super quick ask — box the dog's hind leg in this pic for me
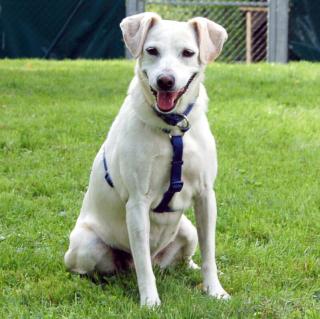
[64,223,116,276]
[154,215,199,269]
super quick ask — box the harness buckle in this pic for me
[170,180,184,192]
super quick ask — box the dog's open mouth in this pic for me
[151,73,197,113]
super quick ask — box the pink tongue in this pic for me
[157,91,179,112]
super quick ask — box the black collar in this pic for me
[153,103,194,133]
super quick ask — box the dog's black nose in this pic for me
[157,75,175,91]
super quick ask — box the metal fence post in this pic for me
[125,0,145,58]
[126,0,145,17]
[267,0,289,63]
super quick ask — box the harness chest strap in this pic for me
[153,134,184,212]
[102,103,194,213]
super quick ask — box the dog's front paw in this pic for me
[208,288,230,300]
[204,284,231,300]
[140,294,161,308]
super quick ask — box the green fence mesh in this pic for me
[0,0,125,59]
[289,0,320,61]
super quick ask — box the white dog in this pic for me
[65,12,229,307]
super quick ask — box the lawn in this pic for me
[0,60,319,318]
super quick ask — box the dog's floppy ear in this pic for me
[120,12,161,58]
[188,17,228,64]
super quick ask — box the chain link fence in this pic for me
[144,0,269,62]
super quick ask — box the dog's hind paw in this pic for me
[188,259,200,270]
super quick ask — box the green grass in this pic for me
[0,60,319,318]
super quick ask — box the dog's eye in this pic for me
[146,47,159,56]
[182,49,195,58]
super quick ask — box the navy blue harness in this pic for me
[103,103,194,213]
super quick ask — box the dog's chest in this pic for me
[149,133,213,212]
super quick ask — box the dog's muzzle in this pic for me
[150,73,198,113]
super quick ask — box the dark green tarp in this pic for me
[289,0,320,61]
[0,0,125,59]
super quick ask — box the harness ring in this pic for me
[176,114,190,132]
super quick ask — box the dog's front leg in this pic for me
[126,198,160,307]
[194,189,230,299]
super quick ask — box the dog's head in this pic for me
[120,12,227,113]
